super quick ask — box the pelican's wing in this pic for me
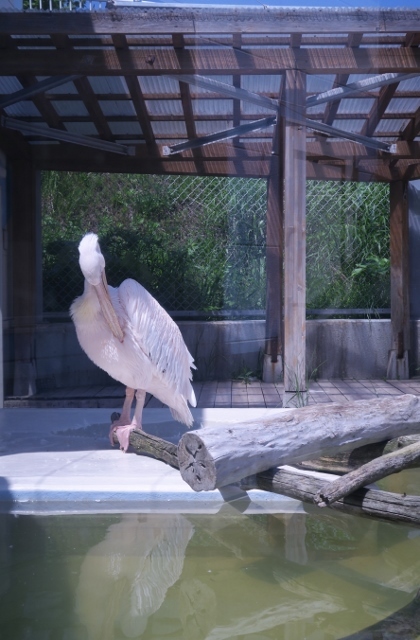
[118,279,196,405]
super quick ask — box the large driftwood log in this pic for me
[243,466,420,526]
[296,434,420,474]
[177,395,420,491]
[116,424,420,526]
[315,439,420,507]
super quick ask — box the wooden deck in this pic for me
[5,378,420,409]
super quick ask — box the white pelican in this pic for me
[70,232,196,451]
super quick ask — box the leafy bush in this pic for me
[42,172,265,314]
[42,172,390,316]
[306,181,390,311]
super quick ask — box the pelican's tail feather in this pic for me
[189,387,197,408]
[170,398,194,428]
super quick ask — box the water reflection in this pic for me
[1,510,420,639]
[76,514,194,639]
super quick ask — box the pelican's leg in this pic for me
[109,387,135,447]
[110,389,146,453]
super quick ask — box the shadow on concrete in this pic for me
[0,408,209,456]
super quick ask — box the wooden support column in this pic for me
[10,157,38,396]
[282,70,307,407]
[387,180,410,380]
[263,120,284,383]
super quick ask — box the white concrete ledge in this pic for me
[0,408,303,515]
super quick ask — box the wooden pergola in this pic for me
[0,5,417,404]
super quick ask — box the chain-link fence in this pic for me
[42,173,267,317]
[42,173,390,318]
[306,181,390,314]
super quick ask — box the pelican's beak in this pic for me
[94,270,124,343]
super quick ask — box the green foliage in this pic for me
[306,181,390,311]
[41,172,390,316]
[41,172,265,313]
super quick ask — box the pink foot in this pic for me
[109,422,142,452]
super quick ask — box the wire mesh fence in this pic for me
[42,173,267,317]
[306,181,390,314]
[41,172,390,319]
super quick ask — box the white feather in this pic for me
[70,233,196,427]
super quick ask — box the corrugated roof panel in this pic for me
[146,100,183,116]
[88,77,129,94]
[138,76,179,95]
[151,121,187,136]
[397,76,420,91]
[0,76,23,93]
[240,119,274,136]
[38,77,78,95]
[330,119,366,134]
[192,99,232,116]
[241,75,282,95]
[4,102,41,117]
[195,121,234,135]
[51,101,89,117]
[241,102,275,116]
[99,100,137,117]
[306,75,336,94]
[385,98,420,114]
[108,122,142,135]
[306,104,326,116]
[64,122,98,136]
[337,98,375,115]
[193,76,233,95]
[375,118,410,134]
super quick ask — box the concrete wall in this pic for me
[4,318,408,394]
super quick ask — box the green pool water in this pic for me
[0,470,420,640]
[1,496,420,640]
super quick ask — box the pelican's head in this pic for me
[78,233,105,286]
[78,233,124,343]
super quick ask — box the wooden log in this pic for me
[177,395,420,491]
[315,439,420,507]
[243,466,420,527]
[110,416,179,469]
[113,419,420,526]
[296,434,420,474]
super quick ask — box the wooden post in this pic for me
[10,157,38,396]
[263,120,284,383]
[387,180,410,380]
[0,152,6,407]
[282,70,307,407]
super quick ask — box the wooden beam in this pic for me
[10,157,38,396]
[362,81,398,139]
[3,46,420,76]
[173,34,205,175]
[2,8,420,36]
[112,34,159,155]
[283,70,307,407]
[387,180,410,379]
[264,120,284,382]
